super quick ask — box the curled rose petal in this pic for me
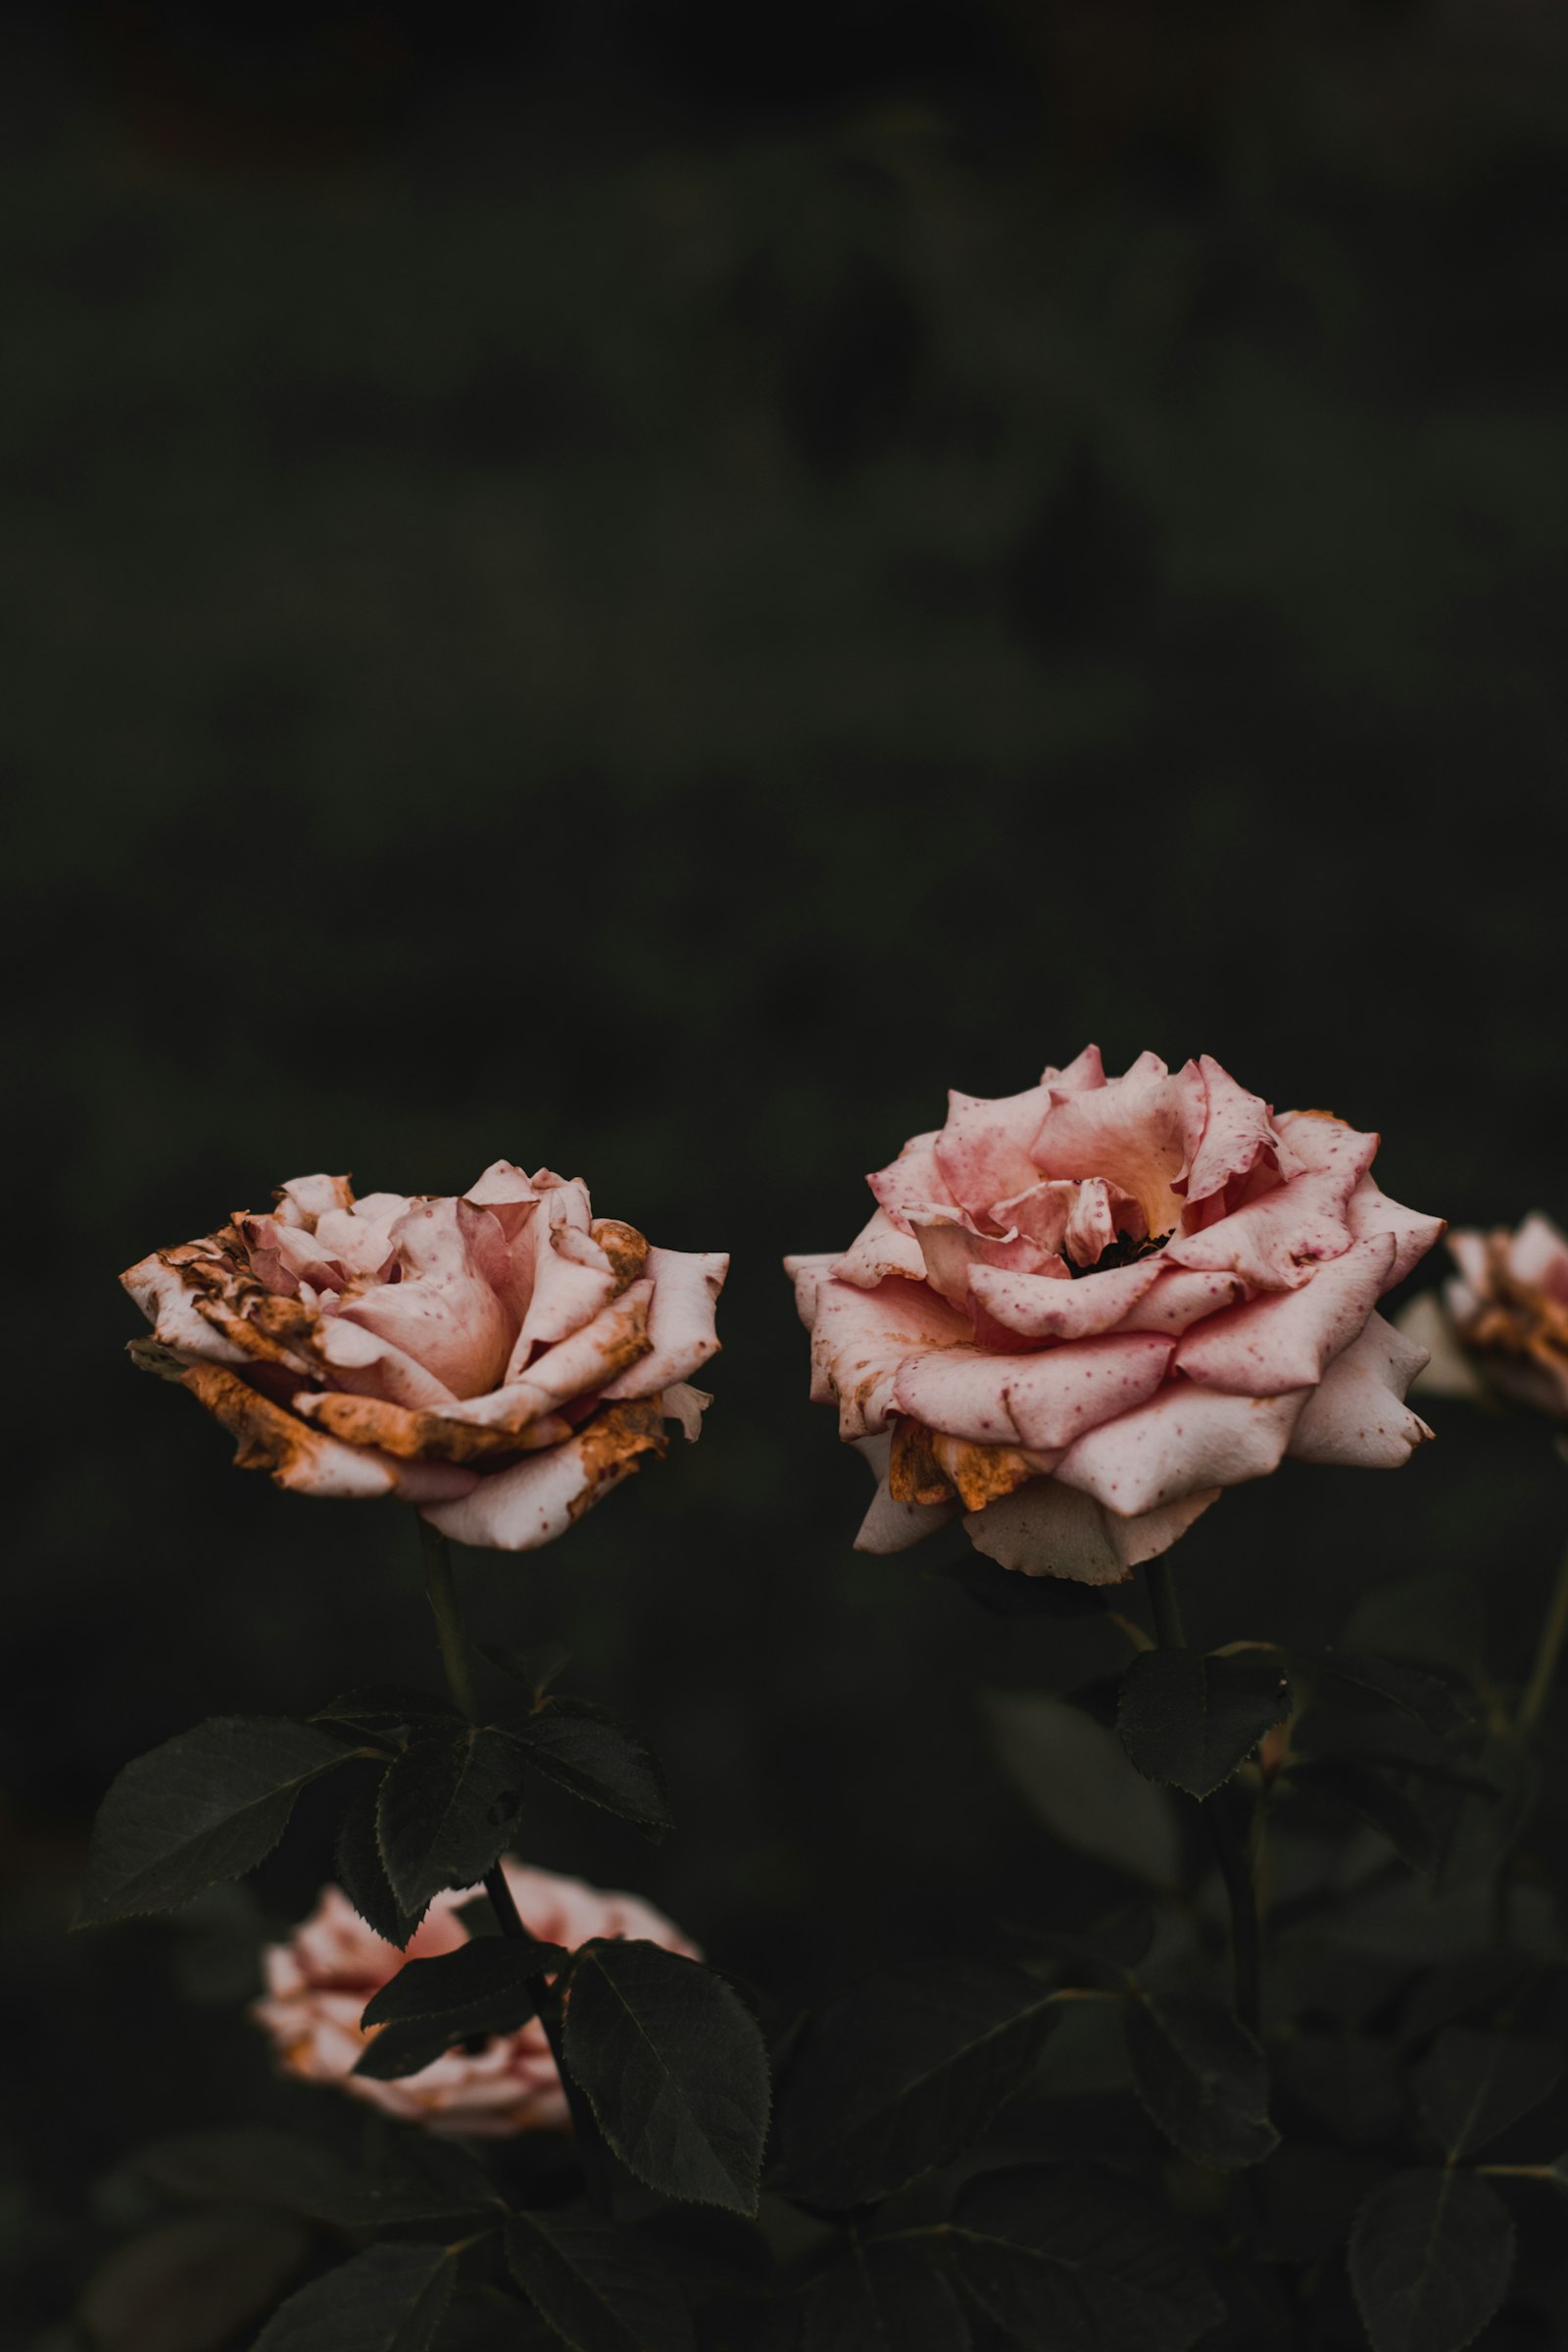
[310,1314,463,1409]
[658,1382,712,1441]
[892,1332,1174,1451]
[1285,1312,1434,1467]
[339,1197,514,1398]
[933,1084,1061,1220]
[601,1249,729,1401]
[970,1256,1162,1341]
[420,1401,666,1551]
[866,1130,961,1234]
[180,1361,480,1502]
[910,1212,1060,1305]
[1174,1232,1396,1396]
[1054,1383,1308,1516]
[275,1173,355,1228]
[1114,1268,1250,1334]
[1180,1054,1281,1208]
[1345,1175,1446,1289]
[1162,1147,1377,1291]
[804,1275,974,1440]
[829,1209,929,1290]
[850,1432,962,1554]
[1029,1060,1200,1237]
[964,1478,1222,1586]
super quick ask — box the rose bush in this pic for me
[253,1860,698,2136]
[1401,1212,1568,1421]
[122,1165,727,1549]
[786,1046,1444,1582]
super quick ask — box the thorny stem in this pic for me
[416,1520,614,2214]
[1144,1555,1263,2037]
[1516,1532,1568,1736]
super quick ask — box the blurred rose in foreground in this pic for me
[1400,1213,1568,1422]
[122,1166,726,1548]
[787,1047,1443,1584]
[253,1861,698,2135]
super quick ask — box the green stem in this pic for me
[1516,1533,1568,1735]
[416,1521,613,2213]
[1144,1554,1262,2035]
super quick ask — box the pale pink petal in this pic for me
[122,1251,254,1369]
[178,1359,478,1501]
[1396,1293,1489,1403]
[311,1314,461,1409]
[1286,1313,1434,1468]
[1174,1233,1396,1396]
[828,1208,929,1290]
[465,1160,541,1210]
[1181,1055,1281,1209]
[1037,1043,1108,1094]
[964,1477,1220,1585]
[783,1252,840,1338]
[1508,1213,1568,1304]
[442,1284,654,1430]
[238,1214,349,1296]
[274,1174,355,1230]
[339,1198,514,1398]
[849,1433,961,1553]
[1162,1137,1377,1291]
[1064,1178,1137,1266]
[910,1212,1061,1306]
[990,1180,1076,1254]
[658,1382,711,1441]
[508,1208,617,1370]
[806,1276,974,1440]
[420,1403,664,1551]
[1029,1064,1201,1238]
[969,1256,1162,1341]
[893,1332,1174,1451]
[1447,1229,1489,1290]
[311,1205,403,1281]
[933,1085,1060,1219]
[602,1249,729,1399]
[1345,1175,1446,1288]
[1114,1268,1250,1333]
[1054,1382,1309,1515]
[867,1130,962,1235]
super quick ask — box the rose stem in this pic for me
[416,1518,614,2214]
[1516,1531,1568,1735]
[1144,1554,1262,2036]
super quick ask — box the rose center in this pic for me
[1065,1229,1171,1280]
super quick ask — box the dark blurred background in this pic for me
[5,0,1568,2329]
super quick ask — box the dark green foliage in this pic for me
[336,1771,427,1947]
[1125,1991,1279,2170]
[770,1960,1059,2209]
[356,1937,562,2079]
[1348,2169,1515,2352]
[988,1692,1183,1888]
[114,2124,497,2229]
[1313,1651,1474,1740]
[946,2164,1226,2350]
[803,2235,972,2351]
[562,1939,771,2215]
[504,2210,697,2352]
[314,1688,465,1737]
[76,2208,311,2352]
[932,1549,1109,1617]
[375,1726,527,1914]
[1284,1756,1437,1873]
[481,1644,572,1701]
[76,1718,358,1926]
[1118,1649,1292,1799]
[1409,2028,1564,2161]
[251,2241,459,2352]
[509,1697,672,1838]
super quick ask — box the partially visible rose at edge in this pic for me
[786,1046,1445,1585]
[122,1163,727,1550]
[1399,1213,1568,1422]
[253,1860,699,2136]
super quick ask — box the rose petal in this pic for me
[1162,1134,1377,1291]
[311,1314,462,1408]
[867,1129,962,1235]
[659,1382,712,1441]
[910,1211,1061,1305]
[1054,1381,1309,1515]
[311,1205,404,1281]
[1181,1055,1281,1208]
[295,1388,569,1462]
[179,1361,479,1501]
[1174,1233,1396,1396]
[933,1084,1060,1220]
[339,1198,514,1398]
[964,1477,1221,1586]
[420,1401,665,1550]
[850,1432,962,1553]
[893,1331,1174,1450]
[274,1174,355,1229]
[1114,1268,1249,1333]
[1029,1062,1202,1238]
[122,1250,257,1370]
[806,1276,974,1439]
[783,1252,840,1336]
[1039,1043,1109,1095]
[602,1249,729,1399]
[1344,1175,1446,1289]
[1508,1212,1568,1304]
[508,1213,617,1371]
[828,1208,930,1290]
[1396,1293,1490,1403]
[1285,1312,1434,1468]
[969,1255,1162,1340]
[483,1279,653,1420]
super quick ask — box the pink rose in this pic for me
[122,1166,727,1549]
[252,1860,699,2136]
[1399,1213,1568,1421]
[786,1047,1444,1584]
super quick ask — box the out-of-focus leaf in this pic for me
[1118,1650,1291,1800]
[1125,1992,1278,2170]
[803,2235,971,2351]
[504,2209,696,2351]
[77,2208,310,2352]
[509,1697,672,1838]
[987,1692,1182,1888]
[1411,2027,1564,2161]
[251,2241,458,2352]
[1349,2169,1514,2352]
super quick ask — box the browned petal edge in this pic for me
[590,1218,650,1288]
[565,1398,668,1519]
[302,1394,525,1464]
[888,1415,1041,1513]
[178,1361,357,1485]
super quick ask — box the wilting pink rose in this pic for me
[786,1048,1444,1585]
[252,1860,699,2136]
[122,1166,726,1549]
[1399,1213,1568,1421]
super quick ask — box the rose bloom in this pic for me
[1400,1213,1568,1421]
[122,1166,726,1549]
[253,1860,699,2136]
[786,1047,1444,1584]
